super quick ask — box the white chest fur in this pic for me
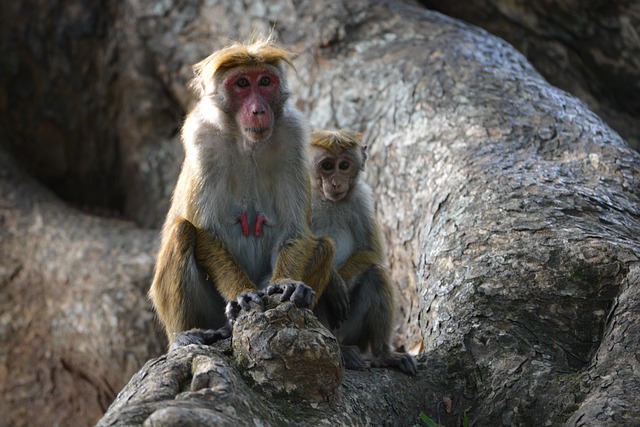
[310,196,360,267]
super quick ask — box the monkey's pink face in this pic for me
[316,155,356,202]
[223,67,280,142]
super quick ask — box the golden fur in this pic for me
[194,36,296,83]
[310,130,363,155]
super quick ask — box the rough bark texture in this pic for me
[420,0,640,153]
[230,298,343,403]
[1,0,639,426]
[0,150,165,426]
[97,342,460,427]
[0,1,186,228]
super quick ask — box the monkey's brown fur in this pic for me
[309,129,417,375]
[194,37,296,82]
[308,129,362,154]
[191,35,296,98]
[149,38,347,348]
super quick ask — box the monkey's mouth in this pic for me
[327,191,347,201]
[244,126,273,141]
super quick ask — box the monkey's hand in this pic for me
[266,281,316,308]
[225,290,265,322]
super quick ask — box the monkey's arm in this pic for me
[194,227,257,301]
[271,235,349,325]
[338,250,382,282]
[271,235,336,301]
[149,218,198,329]
[338,214,386,282]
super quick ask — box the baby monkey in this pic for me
[309,130,417,375]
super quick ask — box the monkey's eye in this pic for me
[236,77,250,88]
[258,76,271,86]
[321,161,334,171]
[338,161,351,170]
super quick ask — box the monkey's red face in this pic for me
[223,67,281,143]
[315,154,358,202]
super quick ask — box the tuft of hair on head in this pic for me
[193,34,297,85]
[310,129,363,155]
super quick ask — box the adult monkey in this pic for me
[149,37,348,349]
[309,130,417,375]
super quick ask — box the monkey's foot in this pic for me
[266,281,316,308]
[372,351,418,375]
[341,345,370,370]
[169,326,232,351]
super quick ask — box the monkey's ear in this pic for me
[360,145,368,170]
[189,76,207,97]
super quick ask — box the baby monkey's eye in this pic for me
[338,161,350,170]
[321,161,334,171]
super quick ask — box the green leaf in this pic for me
[419,411,439,427]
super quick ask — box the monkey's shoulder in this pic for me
[278,101,308,130]
[183,100,227,136]
[351,181,375,212]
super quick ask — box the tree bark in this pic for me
[419,0,640,153]
[0,149,165,426]
[1,1,639,426]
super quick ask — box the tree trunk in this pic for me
[0,150,165,426]
[419,0,640,153]
[1,1,639,426]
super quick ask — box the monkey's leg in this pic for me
[333,271,374,370]
[340,264,417,375]
[311,272,363,369]
[364,265,417,375]
[150,218,230,349]
[313,268,350,330]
